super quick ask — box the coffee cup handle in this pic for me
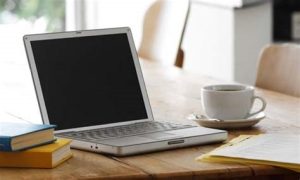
[246,96,267,118]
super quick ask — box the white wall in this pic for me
[183,1,272,85]
[234,3,272,84]
[183,3,235,81]
[79,0,156,48]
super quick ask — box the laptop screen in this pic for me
[30,33,148,130]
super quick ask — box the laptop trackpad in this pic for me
[140,132,182,140]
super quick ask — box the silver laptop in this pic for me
[23,27,227,156]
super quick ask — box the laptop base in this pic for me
[68,126,227,156]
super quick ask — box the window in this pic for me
[0,0,66,124]
[0,0,65,32]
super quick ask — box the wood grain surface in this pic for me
[1,59,300,179]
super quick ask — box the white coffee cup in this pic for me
[201,84,266,120]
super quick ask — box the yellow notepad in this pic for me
[0,138,72,168]
[196,134,300,172]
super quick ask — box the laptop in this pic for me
[23,27,227,156]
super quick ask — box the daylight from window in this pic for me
[0,0,65,124]
[0,0,65,32]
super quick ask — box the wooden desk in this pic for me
[1,59,300,179]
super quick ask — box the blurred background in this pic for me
[0,0,297,123]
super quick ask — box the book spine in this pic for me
[0,137,12,151]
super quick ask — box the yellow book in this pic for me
[0,138,72,168]
[196,134,300,172]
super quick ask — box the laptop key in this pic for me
[56,121,195,140]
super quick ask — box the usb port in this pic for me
[168,139,184,145]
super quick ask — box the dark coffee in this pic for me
[208,84,247,92]
[216,89,242,91]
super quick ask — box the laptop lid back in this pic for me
[24,27,154,132]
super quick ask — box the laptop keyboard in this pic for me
[56,121,195,141]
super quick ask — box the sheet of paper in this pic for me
[211,134,300,165]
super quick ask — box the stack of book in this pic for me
[0,122,72,168]
[196,134,300,172]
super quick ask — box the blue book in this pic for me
[0,122,56,151]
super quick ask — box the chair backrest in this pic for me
[138,0,190,67]
[256,44,300,97]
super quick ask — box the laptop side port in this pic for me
[168,139,185,145]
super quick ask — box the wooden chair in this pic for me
[256,44,300,97]
[138,0,190,67]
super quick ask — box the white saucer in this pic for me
[191,112,266,129]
